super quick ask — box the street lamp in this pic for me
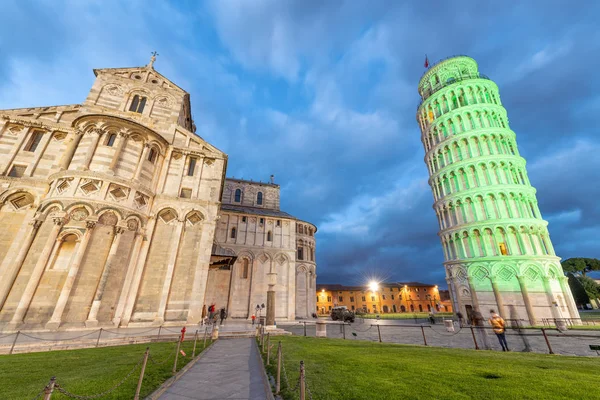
[368,281,381,315]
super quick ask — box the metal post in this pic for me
[420,325,428,346]
[276,342,282,394]
[541,328,554,354]
[134,347,149,400]
[173,336,182,374]
[470,326,479,350]
[342,323,346,340]
[299,360,306,400]
[95,328,102,348]
[262,327,266,353]
[266,333,271,365]
[203,326,208,348]
[9,331,20,355]
[43,376,56,400]
[377,324,382,343]
[303,321,307,337]
[157,325,162,340]
[192,330,199,358]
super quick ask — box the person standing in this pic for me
[456,311,465,327]
[489,309,509,351]
[251,314,256,326]
[219,308,227,326]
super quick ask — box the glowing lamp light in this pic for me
[368,281,379,292]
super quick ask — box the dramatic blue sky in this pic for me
[1,1,599,287]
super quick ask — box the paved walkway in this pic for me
[158,338,271,400]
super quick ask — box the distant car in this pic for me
[331,306,355,323]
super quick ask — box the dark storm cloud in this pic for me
[1,1,598,287]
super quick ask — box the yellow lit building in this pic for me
[316,282,453,315]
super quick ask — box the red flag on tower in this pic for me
[424,55,429,68]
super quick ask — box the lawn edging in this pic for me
[253,338,276,400]
[145,340,216,400]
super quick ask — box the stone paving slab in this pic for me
[159,338,270,400]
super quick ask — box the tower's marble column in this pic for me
[108,133,127,173]
[517,275,536,325]
[490,276,507,320]
[25,131,53,176]
[559,276,580,322]
[80,130,102,170]
[134,144,150,180]
[112,228,144,326]
[1,127,33,175]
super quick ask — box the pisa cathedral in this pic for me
[0,57,316,331]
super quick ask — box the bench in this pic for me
[589,345,600,355]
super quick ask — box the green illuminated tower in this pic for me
[416,56,580,325]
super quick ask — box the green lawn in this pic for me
[580,310,600,320]
[360,312,453,320]
[0,338,211,399]
[262,336,600,400]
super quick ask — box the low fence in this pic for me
[258,328,313,400]
[287,320,600,357]
[28,329,211,400]
[0,325,213,355]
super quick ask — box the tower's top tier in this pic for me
[418,56,491,103]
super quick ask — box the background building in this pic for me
[0,58,316,331]
[316,283,452,315]
[416,56,579,324]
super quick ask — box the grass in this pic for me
[579,310,600,320]
[359,312,454,320]
[262,336,600,400]
[0,338,211,399]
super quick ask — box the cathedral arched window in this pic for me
[267,231,272,241]
[234,189,242,203]
[106,133,117,147]
[147,148,157,163]
[231,227,236,239]
[242,259,249,279]
[257,192,263,205]
[129,95,147,113]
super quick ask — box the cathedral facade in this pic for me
[0,59,316,331]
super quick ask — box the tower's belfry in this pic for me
[416,56,580,325]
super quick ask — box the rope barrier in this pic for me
[19,330,100,342]
[426,324,465,336]
[101,327,158,336]
[148,341,180,366]
[0,332,17,340]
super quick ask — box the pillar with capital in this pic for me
[517,275,537,326]
[46,219,96,329]
[489,275,507,320]
[9,215,67,327]
[58,130,83,170]
[155,218,185,325]
[85,225,126,327]
[266,271,277,327]
[79,129,102,170]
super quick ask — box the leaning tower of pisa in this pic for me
[416,56,580,325]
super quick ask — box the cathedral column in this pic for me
[0,215,42,311]
[187,219,217,324]
[445,277,458,314]
[46,220,96,329]
[1,127,33,175]
[155,218,185,324]
[156,147,173,194]
[489,276,507,320]
[85,225,126,327]
[244,257,257,320]
[58,131,83,170]
[559,276,579,321]
[9,215,66,326]
[112,229,144,326]
[25,131,53,176]
[108,133,127,173]
[134,144,150,181]
[79,130,102,170]
[517,275,536,326]
[120,217,158,327]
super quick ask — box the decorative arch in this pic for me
[157,208,179,224]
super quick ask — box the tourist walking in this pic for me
[489,309,509,351]
[219,308,227,325]
[251,314,256,326]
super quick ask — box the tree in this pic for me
[579,275,600,301]
[561,258,600,276]
[567,273,590,307]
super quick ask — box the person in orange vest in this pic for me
[251,314,256,326]
[489,309,509,351]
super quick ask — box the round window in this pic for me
[151,79,158,84]
[134,75,142,80]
